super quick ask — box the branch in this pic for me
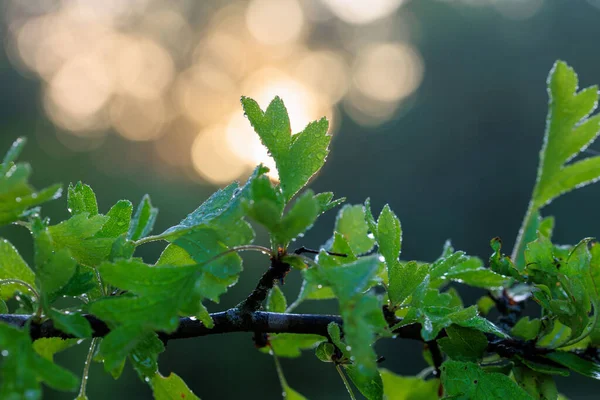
[0,310,418,342]
[236,256,291,313]
[0,310,555,363]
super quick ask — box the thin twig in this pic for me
[336,364,357,400]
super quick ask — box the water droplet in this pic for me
[350,356,355,361]
[269,349,274,356]
[1,350,8,356]
[189,316,198,321]
[378,255,385,263]
[282,392,287,397]
[67,208,73,213]
[317,284,323,289]
[31,193,38,199]
[367,233,375,239]
[15,197,21,203]
[392,335,397,339]
[77,339,85,345]
[145,377,150,382]
[345,346,352,351]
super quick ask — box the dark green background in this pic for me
[2,0,600,398]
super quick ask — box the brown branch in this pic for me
[0,310,557,364]
[236,256,291,313]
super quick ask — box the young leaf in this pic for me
[245,179,320,247]
[388,261,428,308]
[329,204,375,255]
[513,61,600,263]
[0,322,79,398]
[313,192,345,214]
[267,285,287,313]
[68,182,99,216]
[241,96,331,202]
[128,194,158,241]
[151,372,200,400]
[441,360,532,399]
[533,61,600,209]
[376,204,402,267]
[0,138,62,226]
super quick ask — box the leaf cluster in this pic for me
[1,61,600,400]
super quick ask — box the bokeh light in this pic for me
[4,0,428,184]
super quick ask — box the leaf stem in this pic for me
[272,352,289,398]
[77,338,98,400]
[335,364,357,400]
[511,201,536,263]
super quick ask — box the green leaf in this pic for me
[245,176,319,247]
[380,369,439,400]
[0,322,79,398]
[438,325,487,362]
[315,342,336,362]
[67,182,99,216]
[0,137,26,173]
[265,333,326,358]
[525,235,597,344]
[44,213,113,268]
[241,96,331,202]
[96,200,133,239]
[128,194,158,241]
[130,332,165,379]
[376,204,402,267]
[267,285,287,313]
[330,204,375,255]
[276,190,319,246]
[532,61,600,209]
[49,309,93,338]
[151,372,200,400]
[513,365,558,400]
[511,317,542,341]
[0,138,63,226]
[0,238,36,300]
[345,365,383,400]
[388,260,428,307]
[33,338,78,361]
[308,255,388,379]
[32,218,78,301]
[441,360,533,399]
[153,181,246,242]
[398,280,507,341]
[91,258,225,369]
[313,192,345,214]
[545,351,600,380]
[518,357,570,377]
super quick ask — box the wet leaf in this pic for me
[441,360,533,399]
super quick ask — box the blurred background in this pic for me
[1,0,600,398]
